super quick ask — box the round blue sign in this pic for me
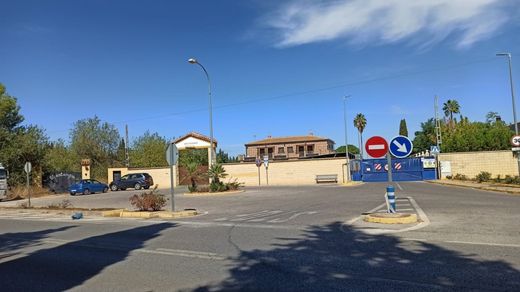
[389,136,413,158]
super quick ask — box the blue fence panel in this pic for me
[360,158,425,182]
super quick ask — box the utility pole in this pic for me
[125,124,130,167]
[434,95,442,179]
[343,95,351,183]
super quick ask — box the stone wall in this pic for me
[438,150,517,179]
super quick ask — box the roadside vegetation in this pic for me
[446,171,520,185]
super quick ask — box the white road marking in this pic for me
[396,183,403,190]
[445,241,520,248]
[345,202,386,225]
[268,211,317,223]
[231,210,283,222]
[397,208,414,211]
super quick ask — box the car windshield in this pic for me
[0,169,6,179]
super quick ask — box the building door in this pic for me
[268,147,274,159]
[298,146,305,157]
[112,171,121,182]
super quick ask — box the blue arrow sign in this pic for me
[389,136,413,158]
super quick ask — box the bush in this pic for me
[129,185,166,211]
[210,181,228,193]
[453,173,468,181]
[504,175,514,184]
[445,175,453,180]
[197,185,210,192]
[493,175,502,183]
[475,171,492,183]
[188,185,198,193]
[225,178,244,191]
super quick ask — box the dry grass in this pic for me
[7,185,53,200]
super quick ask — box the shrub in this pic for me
[197,185,210,193]
[129,185,166,211]
[445,175,453,180]
[225,178,244,191]
[493,175,502,183]
[504,175,514,184]
[210,181,228,193]
[475,171,492,183]
[207,164,228,184]
[453,173,467,181]
[188,185,198,193]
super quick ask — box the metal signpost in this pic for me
[24,162,32,207]
[255,158,262,186]
[166,143,178,211]
[430,145,441,179]
[263,155,269,185]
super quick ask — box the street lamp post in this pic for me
[188,58,215,166]
[343,95,351,183]
[497,52,520,175]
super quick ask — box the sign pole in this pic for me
[258,167,261,186]
[265,166,269,185]
[27,170,30,207]
[386,152,393,183]
[169,145,175,212]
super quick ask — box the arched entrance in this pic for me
[173,132,217,186]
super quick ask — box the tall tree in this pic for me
[129,131,168,168]
[399,119,408,136]
[353,113,367,158]
[0,83,48,185]
[69,116,121,180]
[44,139,79,174]
[486,111,500,123]
[443,99,460,125]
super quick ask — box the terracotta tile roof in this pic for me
[173,132,218,146]
[245,135,333,146]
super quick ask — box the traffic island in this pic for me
[111,209,199,219]
[363,213,418,224]
[184,190,245,196]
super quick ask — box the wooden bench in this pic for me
[315,174,338,183]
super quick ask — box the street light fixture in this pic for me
[343,95,351,182]
[188,57,215,166]
[496,52,520,175]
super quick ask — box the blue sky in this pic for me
[1,0,520,156]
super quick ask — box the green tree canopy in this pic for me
[399,119,408,137]
[443,99,461,124]
[69,116,121,179]
[0,83,48,185]
[335,144,360,154]
[44,139,79,174]
[129,131,168,168]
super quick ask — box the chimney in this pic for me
[267,135,272,139]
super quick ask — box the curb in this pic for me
[183,190,245,196]
[114,210,199,219]
[363,213,418,224]
[426,180,520,195]
[340,182,364,187]
[101,209,125,217]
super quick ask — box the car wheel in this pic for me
[134,183,141,190]
[70,192,76,196]
[110,185,118,191]
[83,189,90,195]
[103,187,108,193]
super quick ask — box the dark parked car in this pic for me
[69,179,108,196]
[109,173,154,191]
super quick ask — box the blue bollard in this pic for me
[386,185,396,213]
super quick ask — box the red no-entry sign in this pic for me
[365,136,389,158]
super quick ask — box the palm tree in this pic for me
[443,99,460,125]
[353,113,367,158]
[186,162,203,192]
[207,163,228,184]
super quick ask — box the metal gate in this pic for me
[352,158,435,182]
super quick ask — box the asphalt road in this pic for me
[0,182,519,291]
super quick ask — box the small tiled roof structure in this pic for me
[245,135,333,146]
[173,132,218,147]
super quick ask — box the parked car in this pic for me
[109,173,154,191]
[69,179,109,196]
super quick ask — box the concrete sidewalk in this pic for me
[427,179,520,195]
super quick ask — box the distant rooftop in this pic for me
[245,135,333,146]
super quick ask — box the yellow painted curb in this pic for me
[101,209,126,217]
[184,190,245,196]
[156,210,198,219]
[364,213,417,224]
[120,211,158,219]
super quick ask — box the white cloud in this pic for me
[265,0,513,48]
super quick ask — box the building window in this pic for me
[307,145,314,152]
[287,146,294,153]
[278,147,285,154]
